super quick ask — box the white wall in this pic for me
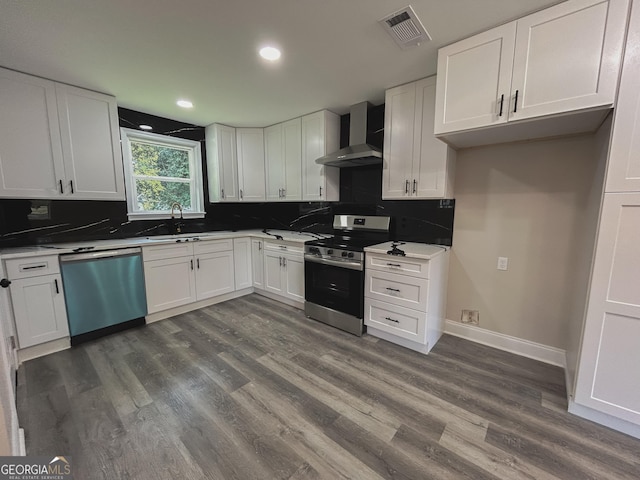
[446,133,604,350]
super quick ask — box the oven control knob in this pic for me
[327,249,333,255]
[309,247,320,254]
[347,252,354,258]
[341,251,348,257]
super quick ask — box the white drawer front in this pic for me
[142,243,194,261]
[264,241,303,255]
[366,254,429,278]
[365,298,426,342]
[366,269,428,311]
[5,255,60,279]
[194,238,233,255]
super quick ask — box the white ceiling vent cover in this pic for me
[379,5,431,49]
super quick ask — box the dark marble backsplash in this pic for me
[0,106,454,248]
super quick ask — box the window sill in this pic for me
[127,212,206,221]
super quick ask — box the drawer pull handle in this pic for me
[54,279,59,294]
[385,316,400,323]
[279,245,287,249]
[385,287,401,292]
[22,264,47,270]
[386,263,401,267]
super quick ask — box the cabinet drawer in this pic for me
[365,269,428,311]
[143,243,194,261]
[5,255,60,278]
[194,238,233,255]
[365,298,426,342]
[366,253,429,278]
[264,241,303,256]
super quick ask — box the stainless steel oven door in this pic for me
[304,255,364,318]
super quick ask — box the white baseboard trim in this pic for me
[145,288,254,323]
[17,337,71,364]
[18,428,25,456]
[254,289,304,310]
[444,319,567,368]
[568,400,640,440]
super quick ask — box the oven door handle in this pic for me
[304,254,363,271]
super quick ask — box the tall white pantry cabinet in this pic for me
[573,0,640,435]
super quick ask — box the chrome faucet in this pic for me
[170,202,183,234]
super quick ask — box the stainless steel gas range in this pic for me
[304,215,390,336]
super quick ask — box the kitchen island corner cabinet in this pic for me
[364,243,450,353]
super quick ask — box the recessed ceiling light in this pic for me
[177,99,193,108]
[139,124,153,131]
[259,46,281,61]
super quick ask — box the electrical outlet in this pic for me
[497,256,509,271]
[461,309,479,325]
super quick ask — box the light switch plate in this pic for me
[497,257,508,271]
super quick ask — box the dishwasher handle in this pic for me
[60,247,142,262]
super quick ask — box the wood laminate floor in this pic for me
[17,294,640,479]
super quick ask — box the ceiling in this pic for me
[0,0,562,128]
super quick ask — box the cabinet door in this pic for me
[574,193,640,424]
[195,251,235,300]
[56,84,125,200]
[263,250,285,295]
[10,274,69,348]
[282,118,302,201]
[0,68,65,198]
[606,0,640,193]
[264,123,284,201]
[206,124,238,202]
[510,0,628,122]
[252,239,264,289]
[283,253,304,302]
[144,257,196,313]
[413,77,455,199]
[237,128,266,201]
[434,22,516,134]
[233,237,252,290]
[383,82,417,199]
[301,111,340,201]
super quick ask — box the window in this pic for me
[120,128,205,220]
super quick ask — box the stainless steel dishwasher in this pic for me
[60,247,147,345]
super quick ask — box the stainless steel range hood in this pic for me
[315,102,382,167]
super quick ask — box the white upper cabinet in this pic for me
[301,110,340,201]
[435,23,516,134]
[264,123,284,201]
[55,84,125,200]
[264,118,302,201]
[206,123,239,202]
[0,67,125,200]
[0,68,64,198]
[510,0,628,121]
[605,0,640,193]
[435,0,629,144]
[236,128,266,202]
[384,76,455,200]
[282,118,302,201]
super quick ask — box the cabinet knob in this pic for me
[0,278,11,288]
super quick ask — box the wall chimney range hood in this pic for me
[315,102,382,167]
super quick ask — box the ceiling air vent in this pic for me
[379,5,431,49]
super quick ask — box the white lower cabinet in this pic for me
[233,238,252,290]
[144,255,197,313]
[4,256,69,348]
[263,241,304,304]
[143,239,235,314]
[364,249,448,353]
[252,239,265,289]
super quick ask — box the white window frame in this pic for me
[120,128,205,220]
